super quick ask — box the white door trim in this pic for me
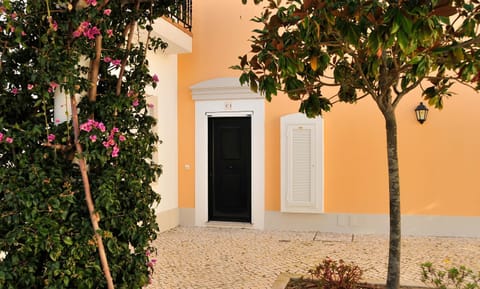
[192,78,265,229]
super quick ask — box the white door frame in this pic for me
[192,78,265,229]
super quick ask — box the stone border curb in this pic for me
[272,275,429,289]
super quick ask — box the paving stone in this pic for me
[145,227,480,289]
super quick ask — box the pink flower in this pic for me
[106,29,113,37]
[103,56,112,63]
[11,87,19,95]
[87,0,97,6]
[111,146,119,157]
[73,29,82,38]
[152,74,159,83]
[80,21,90,29]
[80,123,92,132]
[111,127,119,133]
[103,138,115,148]
[97,122,106,133]
[146,258,157,268]
[50,81,59,90]
[103,9,112,16]
[132,99,139,107]
[27,84,34,90]
[89,135,97,142]
[55,119,60,123]
[111,59,121,66]
[48,81,59,93]
[47,134,55,142]
[0,133,12,144]
[49,17,58,31]
[73,21,91,38]
[119,135,126,142]
[84,26,100,40]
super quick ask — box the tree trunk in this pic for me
[384,110,401,289]
[71,95,115,289]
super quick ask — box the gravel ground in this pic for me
[145,226,480,289]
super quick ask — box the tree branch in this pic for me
[443,76,479,91]
[71,95,115,289]
[88,35,102,102]
[351,53,378,100]
[329,91,370,105]
[115,1,140,96]
[392,79,423,107]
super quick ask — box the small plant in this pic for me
[421,262,480,289]
[307,258,364,289]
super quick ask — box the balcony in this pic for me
[150,0,192,54]
[167,0,192,32]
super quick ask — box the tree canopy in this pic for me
[235,0,480,117]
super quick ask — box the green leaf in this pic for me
[49,250,61,262]
[367,31,380,54]
[63,236,73,246]
[285,77,304,92]
[339,85,357,103]
[106,239,116,253]
[397,30,409,53]
[249,72,258,93]
[397,12,412,34]
[463,3,474,12]
[390,20,400,35]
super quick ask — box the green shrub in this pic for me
[421,262,480,289]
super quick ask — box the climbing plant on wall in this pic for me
[0,0,174,288]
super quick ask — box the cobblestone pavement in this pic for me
[146,226,480,289]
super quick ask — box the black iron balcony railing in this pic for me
[168,0,192,32]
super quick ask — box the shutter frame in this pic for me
[281,113,324,213]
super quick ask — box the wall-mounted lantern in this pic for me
[415,102,429,124]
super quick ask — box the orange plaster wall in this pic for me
[178,1,480,216]
[177,1,266,208]
[397,88,480,216]
[323,86,480,216]
[264,96,299,211]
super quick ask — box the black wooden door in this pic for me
[208,117,251,222]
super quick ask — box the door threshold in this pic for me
[205,221,254,229]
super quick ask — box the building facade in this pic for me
[152,0,480,237]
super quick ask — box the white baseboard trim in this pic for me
[176,208,480,237]
[156,208,180,232]
[264,211,480,237]
[179,208,195,227]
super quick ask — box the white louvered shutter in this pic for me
[281,113,324,213]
